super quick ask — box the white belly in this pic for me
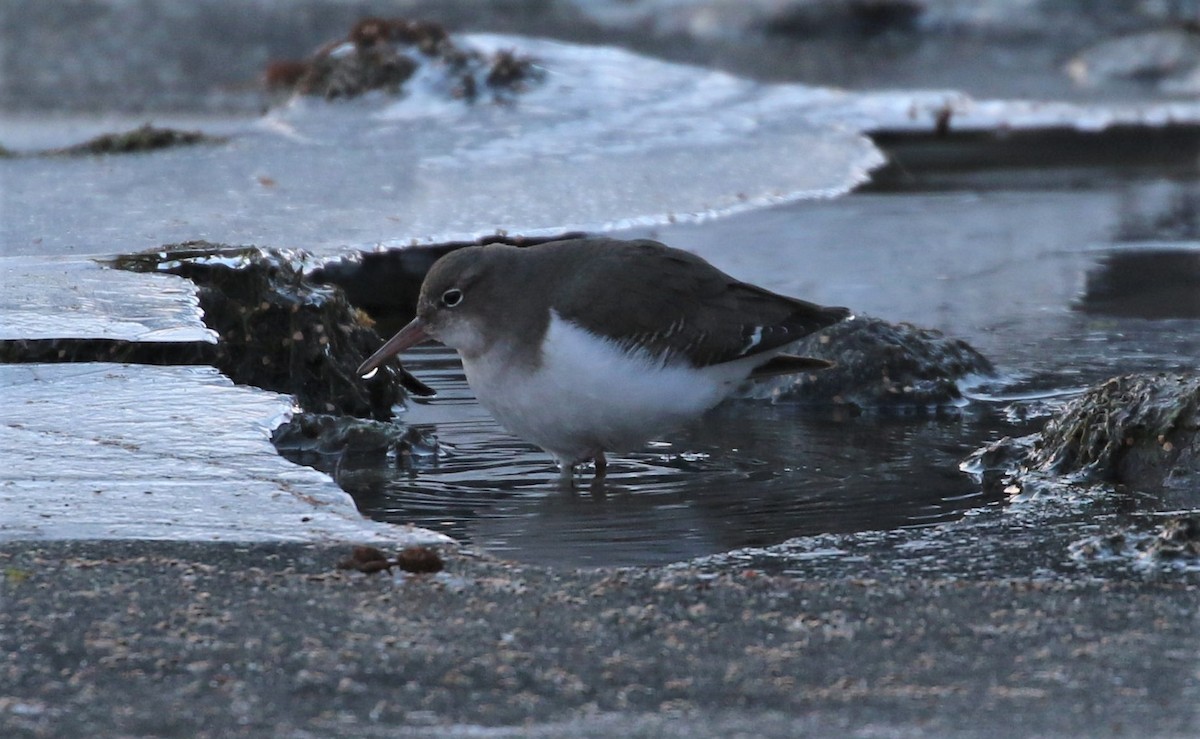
[461,312,759,465]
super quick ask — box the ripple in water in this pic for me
[314,346,1012,568]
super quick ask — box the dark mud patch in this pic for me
[266,16,542,103]
[1078,187,1200,320]
[108,242,424,419]
[777,315,994,412]
[967,373,1200,503]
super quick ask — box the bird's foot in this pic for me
[554,453,607,492]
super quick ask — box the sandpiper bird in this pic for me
[358,237,849,481]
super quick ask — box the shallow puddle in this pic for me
[285,168,1200,568]
[282,346,1024,567]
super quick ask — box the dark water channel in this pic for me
[290,159,1200,568]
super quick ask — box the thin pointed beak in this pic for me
[357,316,430,377]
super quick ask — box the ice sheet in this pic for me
[0,363,450,543]
[0,257,215,342]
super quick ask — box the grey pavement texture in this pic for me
[2,540,1197,738]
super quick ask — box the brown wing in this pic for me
[546,238,849,367]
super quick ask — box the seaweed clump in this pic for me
[272,412,438,468]
[967,373,1200,502]
[266,17,541,102]
[1030,374,1200,484]
[775,315,994,412]
[108,241,427,420]
[51,124,225,156]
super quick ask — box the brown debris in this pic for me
[337,546,392,574]
[486,49,532,88]
[266,16,541,103]
[396,546,444,574]
[335,545,444,575]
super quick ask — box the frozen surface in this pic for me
[0,257,215,342]
[0,363,450,544]
[0,37,884,259]
[6,35,1200,260]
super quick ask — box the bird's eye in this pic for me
[441,288,463,307]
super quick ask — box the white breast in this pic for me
[460,311,761,465]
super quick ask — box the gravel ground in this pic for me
[2,540,1197,738]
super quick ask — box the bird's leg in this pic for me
[556,460,577,489]
[587,453,609,498]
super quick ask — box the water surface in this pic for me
[319,346,1014,567]
[300,171,1200,567]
